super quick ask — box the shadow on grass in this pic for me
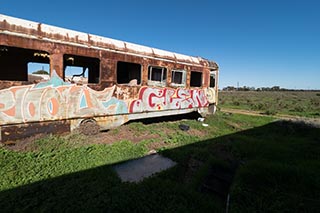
[0,120,319,212]
[126,111,201,125]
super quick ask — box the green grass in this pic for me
[229,119,320,212]
[0,113,319,212]
[219,91,320,118]
[0,139,147,191]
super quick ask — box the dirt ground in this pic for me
[4,119,206,152]
[4,109,320,152]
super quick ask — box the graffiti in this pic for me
[0,71,128,125]
[205,88,216,104]
[115,86,131,100]
[0,72,210,126]
[129,87,209,113]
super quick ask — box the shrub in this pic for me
[293,106,305,112]
[264,109,277,115]
[251,103,264,111]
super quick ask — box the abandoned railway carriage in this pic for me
[0,14,219,142]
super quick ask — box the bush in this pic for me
[293,106,305,112]
[264,109,277,115]
[251,103,264,111]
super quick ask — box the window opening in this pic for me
[171,70,186,87]
[63,54,100,84]
[190,71,202,87]
[148,66,167,86]
[210,71,216,88]
[117,61,141,85]
[64,66,88,84]
[0,45,50,82]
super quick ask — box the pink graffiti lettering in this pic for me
[129,87,208,113]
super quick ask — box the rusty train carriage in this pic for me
[0,14,219,142]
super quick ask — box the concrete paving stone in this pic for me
[113,154,177,183]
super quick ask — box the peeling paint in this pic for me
[0,14,219,68]
[0,72,211,126]
[0,71,126,125]
[0,14,219,142]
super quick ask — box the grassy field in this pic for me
[0,112,319,212]
[219,91,320,118]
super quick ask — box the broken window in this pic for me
[0,45,50,82]
[117,61,141,85]
[63,54,100,84]
[148,66,167,86]
[210,71,216,88]
[171,70,186,87]
[190,71,202,87]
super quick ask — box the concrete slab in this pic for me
[113,154,177,183]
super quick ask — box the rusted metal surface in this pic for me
[0,81,31,90]
[0,72,211,125]
[0,14,219,142]
[0,14,218,68]
[1,120,70,142]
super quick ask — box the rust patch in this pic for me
[78,119,100,135]
[1,14,218,71]
[1,120,70,142]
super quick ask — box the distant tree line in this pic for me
[32,70,49,75]
[222,86,319,92]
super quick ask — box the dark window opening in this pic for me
[0,45,50,82]
[172,71,182,84]
[171,70,186,86]
[190,71,202,87]
[148,66,167,86]
[117,61,141,85]
[63,54,100,84]
[210,72,216,88]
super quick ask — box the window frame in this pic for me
[116,61,142,86]
[170,69,187,87]
[147,65,167,87]
[190,70,203,88]
[63,54,100,84]
[210,71,216,88]
[0,45,50,82]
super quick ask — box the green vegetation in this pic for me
[230,119,320,212]
[32,70,49,75]
[0,113,319,212]
[219,91,320,118]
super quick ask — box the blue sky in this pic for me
[1,0,319,89]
